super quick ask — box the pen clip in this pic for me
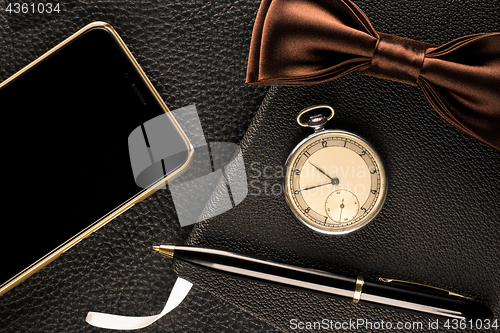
[379,278,469,299]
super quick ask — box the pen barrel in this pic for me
[361,280,493,320]
[174,246,356,302]
[171,246,492,320]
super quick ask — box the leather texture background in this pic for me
[1,0,499,332]
[0,0,274,332]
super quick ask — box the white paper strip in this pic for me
[86,277,193,330]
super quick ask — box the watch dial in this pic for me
[285,131,387,234]
[325,189,360,223]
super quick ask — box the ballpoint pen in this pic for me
[153,245,493,320]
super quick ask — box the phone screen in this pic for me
[0,25,191,291]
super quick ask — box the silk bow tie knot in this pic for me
[370,34,426,86]
[246,0,500,150]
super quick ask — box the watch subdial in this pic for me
[325,190,359,223]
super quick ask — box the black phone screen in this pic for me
[0,26,190,289]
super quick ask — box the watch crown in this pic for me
[307,114,327,132]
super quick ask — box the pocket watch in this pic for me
[284,105,387,234]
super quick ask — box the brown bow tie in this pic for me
[246,0,500,150]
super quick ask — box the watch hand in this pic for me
[339,199,344,222]
[309,162,339,185]
[299,182,331,192]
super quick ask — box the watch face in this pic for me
[284,130,387,234]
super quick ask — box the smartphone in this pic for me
[0,22,193,296]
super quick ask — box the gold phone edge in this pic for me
[0,21,194,296]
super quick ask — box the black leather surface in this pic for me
[0,1,274,332]
[179,81,500,332]
[175,0,500,331]
[1,0,499,332]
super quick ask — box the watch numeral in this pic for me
[371,190,377,194]
[293,190,300,195]
[304,151,311,158]
[322,140,327,148]
[360,151,366,156]
[294,169,300,175]
[304,207,311,213]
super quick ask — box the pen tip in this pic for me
[152,245,175,258]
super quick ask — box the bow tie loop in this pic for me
[369,34,427,86]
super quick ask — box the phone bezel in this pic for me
[0,21,194,296]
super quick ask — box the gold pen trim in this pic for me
[379,278,468,299]
[353,276,364,304]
